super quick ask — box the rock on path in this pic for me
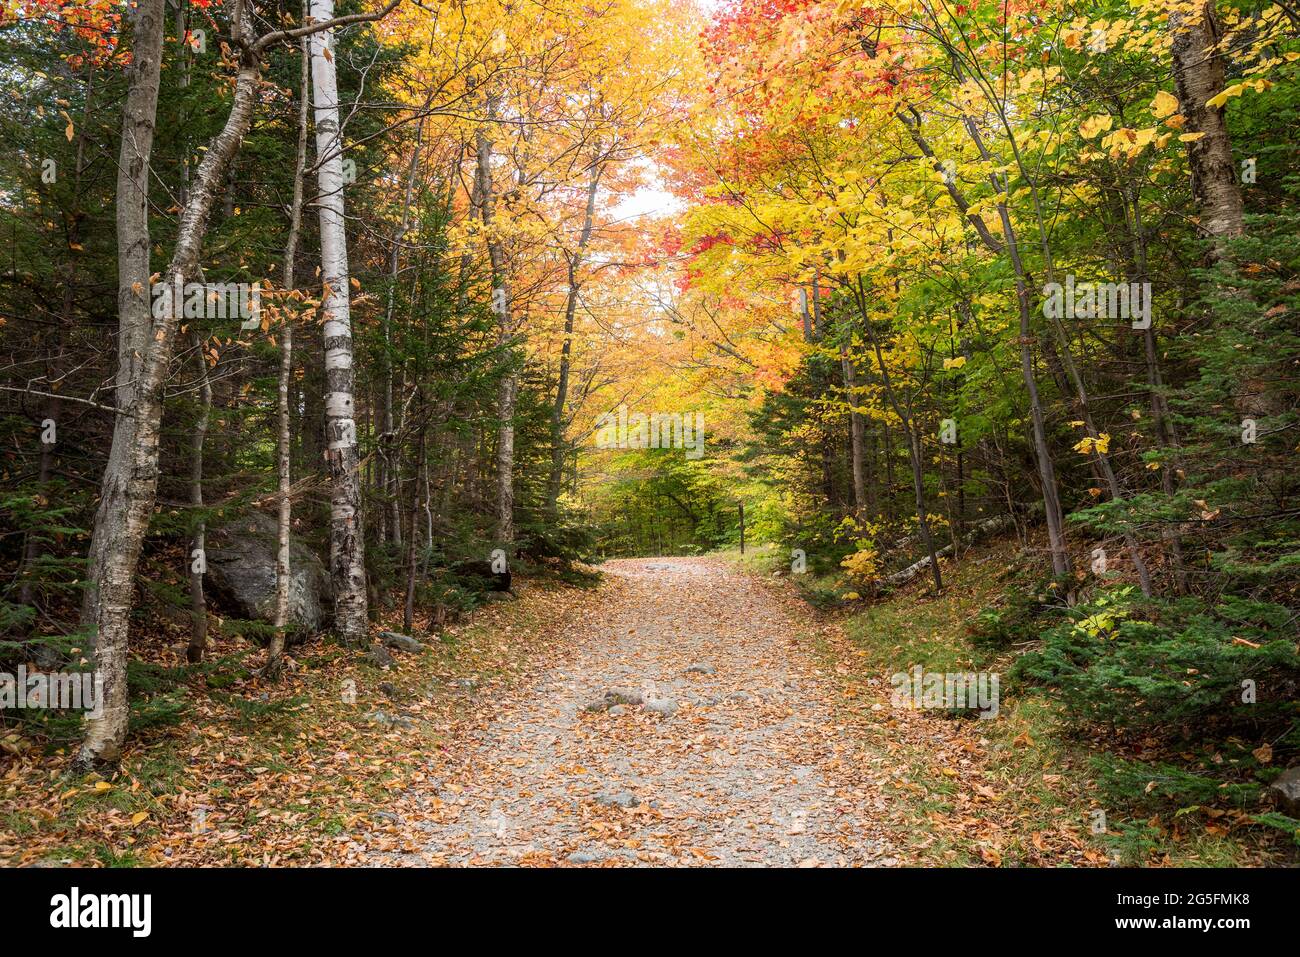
[387,558,898,867]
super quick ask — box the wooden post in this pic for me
[739,502,745,555]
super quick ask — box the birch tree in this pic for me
[311,0,370,643]
[1169,0,1245,248]
[474,90,517,548]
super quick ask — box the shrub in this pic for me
[1013,588,1300,742]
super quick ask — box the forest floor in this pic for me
[3,547,1282,866]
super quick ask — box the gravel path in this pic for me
[396,558,900,866]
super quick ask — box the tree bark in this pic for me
[77,0,166,638]
[74,0,167,767]
[185,335,212,663]
[310,0,369,644]
[381,117,428,547]
[902,102,1072,579]
[403,424,426,634]
[852,279,942,592]
[1170,2,1245,247]
[840,341,868,516]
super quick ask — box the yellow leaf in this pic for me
[131,811,150,825]
[1151,90,1179,119]
[1079,114,1113,139]
[1179,132,1206,142]
[1206,83,1244,110]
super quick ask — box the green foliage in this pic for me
[1090,752,1300,848]
[208,691,308,731]
[1014,588,1300,740]
[966,580,1061,650]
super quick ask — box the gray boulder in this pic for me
[204,511,332,638]
[379,631,426,653]
[365,643,395,669]
[366,710,414,730]
[605,688,643,706]
[1265,766,1300,816]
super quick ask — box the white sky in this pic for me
[610,186,685,222]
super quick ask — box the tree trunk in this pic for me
[853,279,942,592]
[267,17,311,678]
[310,0,369,644]
[403,426,425,634]
[905,106,1071,580]
[547,160,602,515]
[475,94,516,546]
[185,335,212,663]
[382,118,427,547]
[1170,2,1245,247]
[77,0,166,639]
[74,0,167,767]
[840,342,868,516]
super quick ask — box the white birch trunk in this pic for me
[310,0,369,643]
[1170,3,1245,247]
[474,95,516,547]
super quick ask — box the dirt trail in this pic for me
[392,558,902,866]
